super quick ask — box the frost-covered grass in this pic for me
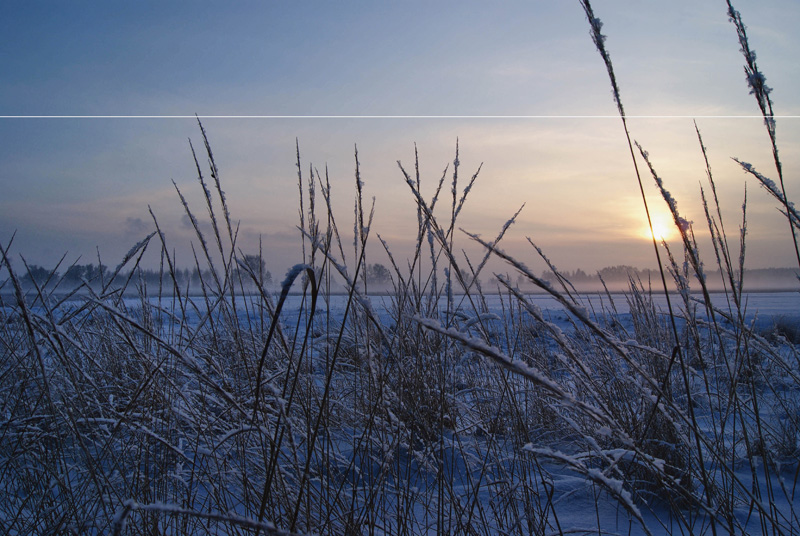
[2,0,800,534]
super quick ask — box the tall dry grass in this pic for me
[1,1,799,535]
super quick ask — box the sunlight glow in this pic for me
[642,217,676,242]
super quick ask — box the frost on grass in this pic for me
[735,158,800,222]
[413,315,612,427]
[523,446,650,534]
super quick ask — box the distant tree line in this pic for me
[363,263,477,288]
[13,255,273,292]
[365,263,391,286]
[539,265,661,285]
[21,262,110,286]
[530,265,799,290]
[8,260,797,293]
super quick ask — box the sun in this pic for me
[641,217,676,242]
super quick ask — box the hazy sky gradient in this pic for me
[2,1,799,277]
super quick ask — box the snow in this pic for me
[3,289,799,535]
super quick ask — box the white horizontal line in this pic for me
[0,115,797,119]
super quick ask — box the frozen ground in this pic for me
[1,289,799,535]
[147,290,799,333]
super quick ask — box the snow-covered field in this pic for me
[4,0,800,532]
[277,290,800,331]
[2,0,798,527]
[1,285,798,535]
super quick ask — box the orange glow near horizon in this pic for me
[641,215,677,243]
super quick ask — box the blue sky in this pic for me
[1,1,799,277]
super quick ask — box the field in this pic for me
[2,1,800,534]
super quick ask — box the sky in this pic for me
[1,0,799,280]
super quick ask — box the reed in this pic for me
[0,1,798,534]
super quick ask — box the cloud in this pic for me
[124,217,150,235]
[181,214,213,234]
